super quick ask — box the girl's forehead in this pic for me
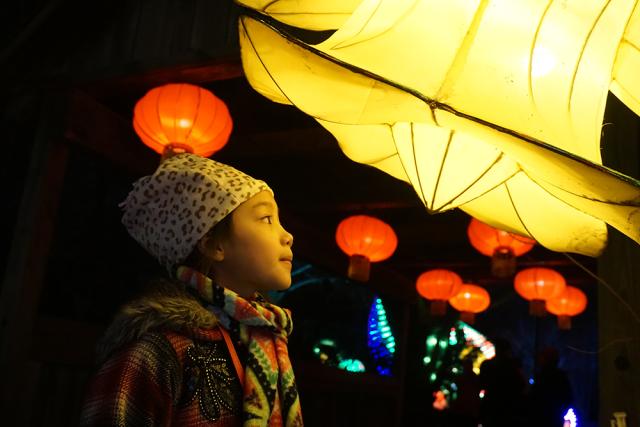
[237,190,278,213]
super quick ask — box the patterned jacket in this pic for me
[80,280,245,426]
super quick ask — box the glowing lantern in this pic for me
[416,269,463,316]
[448,284,490,325]
[546,286,587,330]
[514,268,566,317]
[336,215,397,281]
[468,218,536,278]
[237,0,640,257]
[133,83,232,160]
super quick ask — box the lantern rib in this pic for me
[449,167,520,212]
[410,123,430,208]
[527,0,553,104]
[567,0,612,115]
[172,84,183,143]
[524,169,640,206]
[262,0,279,12]
[339,220,352,254]
[365,151,398,165]
[331,0,383,50]
[431,129,454,209]
[437,153,512,212]
[331,1,419,50]
[505,179,537,242]
[154,88,167,144]
[239,16,297,107]
[434,0,490,100]
[389,123,418,198]
[239,9,640,184]
[184,86,201,144]
[196,95,221,150]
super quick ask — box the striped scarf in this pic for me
[176,266,303,427]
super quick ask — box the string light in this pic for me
[563,408,577,427]
[368,296,396,375]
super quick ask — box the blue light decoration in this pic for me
[563,408,577,427]
[367,295,396,376]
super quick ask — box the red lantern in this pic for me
[416,269,463,316]
[336,215,397,282]
[468,218,535,278]
[546,286,587,330]
[514,268,566,316]
[448,284,490,325]
[133,83,232,159]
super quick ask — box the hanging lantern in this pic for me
[467,218,536,278]
[514,268,566,317]
[416,269,463,316]
[335,215,397,282]
[237,0,640,258]
[133,83,233,160]
[546,286,587,330]
[448,284,490,325]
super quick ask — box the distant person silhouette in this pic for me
[528,347,573,427]
[479,338,526,427]
[451,358,482,427]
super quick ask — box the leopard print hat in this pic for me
[119,153,271,272]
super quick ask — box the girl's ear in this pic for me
[197,235,225,262]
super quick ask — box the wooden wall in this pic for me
[598,95,640,427]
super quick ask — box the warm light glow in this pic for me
[530,46,557,78]
[514,267,566,301]
[467,218,535,257]
[546,286,587,317]
[416,269,463,301]
[449,284,490,314]
[133,83,232,157]
[238,0,640,257]
[336,215,397,262]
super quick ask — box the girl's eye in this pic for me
[261,216,273,224]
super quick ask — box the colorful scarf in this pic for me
[176,266,303,427]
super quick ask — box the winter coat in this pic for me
[79,280,244,426]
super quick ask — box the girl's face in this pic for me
[213,190,294,297]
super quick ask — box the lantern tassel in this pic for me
[529,299,547,317]
[348,254,370,282]
[430,300,447,316]
[460,311,476,325]
[557,315,572,330]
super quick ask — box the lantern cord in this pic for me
[566,337,639,355]
[563,253,640,325]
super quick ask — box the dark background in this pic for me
[2,1,639,426]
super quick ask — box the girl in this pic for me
[80,153,303,426]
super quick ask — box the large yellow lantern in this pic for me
[236,0,640,257]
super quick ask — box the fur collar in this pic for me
[96,278,218,364]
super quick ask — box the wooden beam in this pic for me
[64,90,159,175]
[81,56,243,100]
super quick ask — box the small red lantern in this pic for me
[546,286,587,330]
[416,269,463,316]
[336,215,397,282]
[514,268,566,317]
[468,218,536,278]
[133,83,233,160]
[448,284,490,325]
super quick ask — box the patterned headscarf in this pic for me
[119,153,271,271]
[177,266,304,427]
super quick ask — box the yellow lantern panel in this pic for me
[237,1,640,256]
